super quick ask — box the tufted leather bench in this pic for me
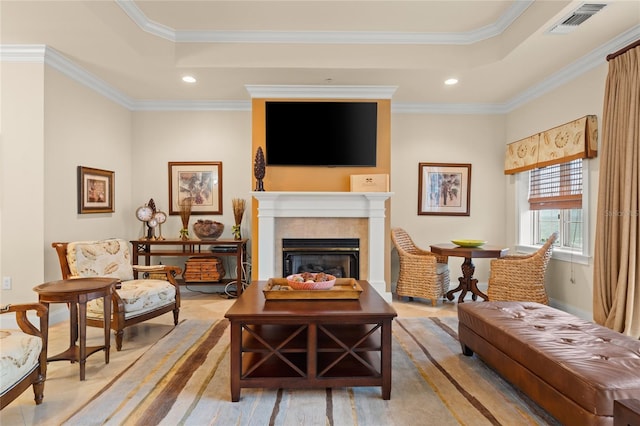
[457,301,640,426]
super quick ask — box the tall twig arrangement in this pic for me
[179,197,193,240]
[232,198,246,240]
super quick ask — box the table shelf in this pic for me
[130,238,248,294]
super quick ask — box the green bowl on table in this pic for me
[451,239,487,248]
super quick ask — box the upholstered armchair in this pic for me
[1,303,48,409]
[391,227,450,306]
[51,239,182,351]
[487,232,558,304]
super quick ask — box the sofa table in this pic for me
[33,277,116,381]
[224,280,397,401]
[130,238,248,295]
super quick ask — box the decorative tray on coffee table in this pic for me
[263,278,363,300]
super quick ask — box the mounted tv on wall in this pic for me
[265,101,377,167]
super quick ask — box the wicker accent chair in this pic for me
[52,239,182,351]
[391,228,450,306]
[487,232,558,304]
[1,303,48,409]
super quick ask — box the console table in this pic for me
[224,280,397,401]
[130,239,248,295]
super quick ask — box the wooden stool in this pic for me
[33,278,116,381]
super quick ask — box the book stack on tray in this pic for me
[183,257,225,282]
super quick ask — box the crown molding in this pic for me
[133,100,251,111]
[0,44,135,109]
[392,102,507,115]
[245,85,398,100]
[2,23,638,114]
[116,0,533,45]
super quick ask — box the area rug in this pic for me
[62,317,560,425]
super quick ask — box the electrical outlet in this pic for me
[2,277,11,290]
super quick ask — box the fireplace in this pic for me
[283,238,359,278]
[252,191,393,300]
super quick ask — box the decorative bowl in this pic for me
[286,273,337,290]
[452,239,487,248]
[193,220,224,240]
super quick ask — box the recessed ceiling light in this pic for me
[182,75,197,83]
[444,78,458,86]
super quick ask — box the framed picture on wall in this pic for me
[77,166,114,214]
[418,163,471,216]
[168,161,223,215]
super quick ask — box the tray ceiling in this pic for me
[1,0,638,109]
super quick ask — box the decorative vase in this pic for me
[232,198,246,240]
[232,225,241,240]
[179,197,193,240]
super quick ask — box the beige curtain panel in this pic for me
[593,41,640,339]
[504,115,598,175]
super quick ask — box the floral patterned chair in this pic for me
[52,239,182,351]
[1,303,48,409]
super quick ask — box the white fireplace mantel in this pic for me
[252,191,393,300]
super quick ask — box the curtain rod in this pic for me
[606,39,640,61]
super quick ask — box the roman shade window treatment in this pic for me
[503,115,598,175]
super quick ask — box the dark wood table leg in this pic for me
[447,257,488,302]
[469,278,488,301]
[103,293,111,364]
[69,302,78,349]
[78,301,87,381]
[446,257,473,302]
[236,244,243,296]
[381,319,392,400]
[230,321,240,402]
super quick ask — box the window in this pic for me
[516,159,590,263]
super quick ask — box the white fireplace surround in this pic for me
[252,191,393,301]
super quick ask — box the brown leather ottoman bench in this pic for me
[457,301,640,426]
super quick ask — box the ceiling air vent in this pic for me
[547,3,607,34]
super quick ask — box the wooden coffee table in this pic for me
[224,280,397,401]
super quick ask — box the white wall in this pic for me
[131,111,253,267]
[389,113,507,287]
[1,62,45,307]
[43,68,134,292]
[0,64,133,326]
[505,64,609,318]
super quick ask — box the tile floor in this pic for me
[1,285,461,425]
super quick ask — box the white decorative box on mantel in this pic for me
[252,191,393,300]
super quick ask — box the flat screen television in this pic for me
[265,101,377,167]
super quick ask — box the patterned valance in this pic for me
[504,115,598,175]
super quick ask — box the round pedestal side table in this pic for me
[33,277,117,381]
[429,244,509,303]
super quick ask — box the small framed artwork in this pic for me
[418,163,471,216]
[168,161,223,215]
[77,166,114,214]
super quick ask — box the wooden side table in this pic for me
[430,244,508,303]
[33,278,116,380]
